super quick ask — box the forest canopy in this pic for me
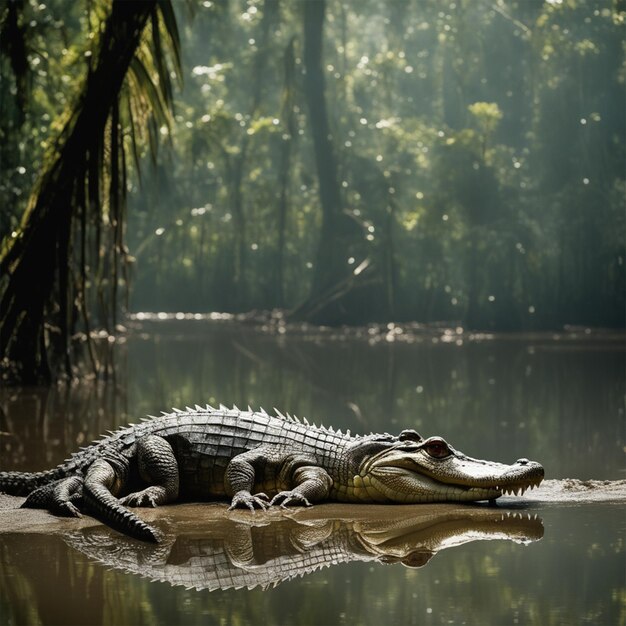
[0,0,624,382]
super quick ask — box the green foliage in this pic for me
[467,101,503,144]
[0,0,186,382]
[2,0,624,335]
[122,0,624,329]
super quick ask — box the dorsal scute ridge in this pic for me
[274,407,301,423]
[92,404,357,450]
[262,407,334,432]
[274,407,287,420]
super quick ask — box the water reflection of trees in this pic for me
[1,325,622,478]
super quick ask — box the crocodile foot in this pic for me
[120,487,167,508]
[21,476,84,517]
[228,490,270,512]
[56,500,83,517]
[270,491,312,508]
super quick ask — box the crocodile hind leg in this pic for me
[20,476,83,517]
[120,435,179,508]
[83,458,160,542]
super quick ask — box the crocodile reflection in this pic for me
[64,506,543,591]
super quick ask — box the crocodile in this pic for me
[0,405,544,542]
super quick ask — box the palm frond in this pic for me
[128,56,171,131]
[157,0,183,85]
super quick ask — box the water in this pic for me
[0,321,624,625]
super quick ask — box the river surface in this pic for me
[0,320,624,625]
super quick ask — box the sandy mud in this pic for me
[0,478,624,537]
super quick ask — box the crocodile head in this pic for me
[346,430,544,503]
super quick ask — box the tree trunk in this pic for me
[225,0,278,307]
[299,0,359,322]
[0,0,156,383]
[275,36,297,307]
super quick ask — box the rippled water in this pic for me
[0,321,624,625]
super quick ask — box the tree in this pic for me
[0,0,180,383]
[294,0,363,323]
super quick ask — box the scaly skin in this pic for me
[0,406,544,542]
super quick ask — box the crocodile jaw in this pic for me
[360,449,544,503]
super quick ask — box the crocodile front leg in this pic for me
[225,447,333,511]
[269,465,333,508]
[225,448,272,511]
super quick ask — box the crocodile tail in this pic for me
[0,468,67,496]
[82,481,160,543]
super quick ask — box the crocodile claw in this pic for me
[58,501,82,518]
[228,490,269,512]
[270,491,313,508]
[120,492,158,508]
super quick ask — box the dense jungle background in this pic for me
[0,0,624,382]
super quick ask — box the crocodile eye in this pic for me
[423,439,450,459]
